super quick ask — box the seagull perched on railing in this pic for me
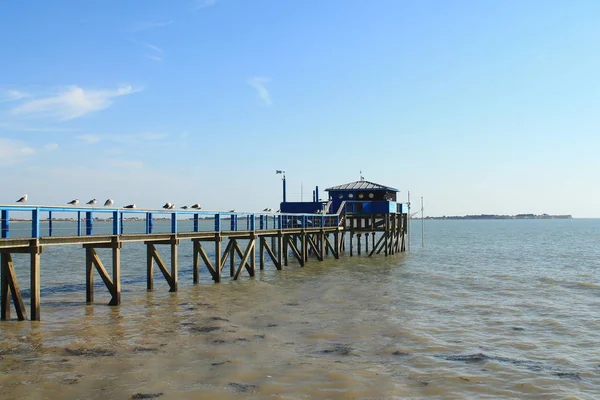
[67,199,79,206]
[86,199,97,205]
[123,204,136,209]
[181,205,189,210]
[191,203,201,209]
[104,199,114,206]
[163,202,174,209]
[16,194,27,203]
[229,209,235,212]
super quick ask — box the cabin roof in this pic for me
[325,180,399,192]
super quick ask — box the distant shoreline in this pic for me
[417,214,572,220]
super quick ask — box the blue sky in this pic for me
[1,0,599,216]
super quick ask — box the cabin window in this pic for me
[369,193,374,198]
[338,194,343,199]
[348,193,354,199]
[358,193,364,199]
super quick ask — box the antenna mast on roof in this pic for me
[359,170,364,181]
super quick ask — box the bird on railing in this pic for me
[16,194,27,203]
[104,199,114,206]
[123,204,136,209]
[262,207,269,211]
[181,205,189,210]
[163,202,174,209]
[191,203,201,209]
[67,199,79,206]
[86,199,97,205]
[229,209,235,212]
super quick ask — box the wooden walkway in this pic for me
[0,205,406,321]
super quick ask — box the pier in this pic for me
[1,180,407,321]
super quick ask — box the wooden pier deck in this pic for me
[0,205,406,321]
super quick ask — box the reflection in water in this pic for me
[0,220,599,399]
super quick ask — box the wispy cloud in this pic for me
[131,20,173,32]
[144,43,164,62]
[44,143,59,151]
[10,85,140,121]
[108,159,144,169]
[1,90,30,102]
[193,0,218,9]
[247,77,272,105]
[75,132,169,145]
[129,39,165,62]
[0,138,36,166]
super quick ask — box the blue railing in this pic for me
[0,206,340,239]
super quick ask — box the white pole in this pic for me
[421,196,424,247]
[407,191,411,251]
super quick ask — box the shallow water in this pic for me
[1,219,599,399]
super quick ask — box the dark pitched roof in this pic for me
[325,180,399,192]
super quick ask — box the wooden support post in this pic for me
[86,247,94,302]
[350,231,354,257]
[230,239,236,277]
[1,253,9,320]
[319,230,325,261]
[170,235,178,292]
[2,253,27,320]
[283,233,289,266]
[145,237,177,293]
[301,231,307,263]
[259,237,265,270]
[365,232,369,253]
[357,233,362,256]
[111,239,121,304]
[146,244,154,291]
[277,231,283,269]
[384,216,389,257]
[30,242,41,321]
[215,234,222,283]
[193,240,200,284]
[333,231,340,259]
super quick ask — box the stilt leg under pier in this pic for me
[145,235,179,292]
[84,238,122,306]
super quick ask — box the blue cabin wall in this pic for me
[280,201,326,214]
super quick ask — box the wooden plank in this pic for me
[286,235,304,266]
[232,239,253,272]
[5,254,27,320]
[325,233,338,259]
[306,234,323,261]
[197,241,217,280]
[219,239,234,272]
[233,240,255,280]
[262,237,281,270]
[89,249,117,304]
[369,233,386,256]
[149,245,174,290]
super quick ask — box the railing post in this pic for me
[85,211,93,235]
[1,210,8,238]
[48,211,53,237]
[171,213,177,233]
[215,214,221,231]
[193,214,199,232]
[120,213,124,234]
[146,212,153,234]
[259,215,264,230]
[113,211,120,235]
[302,215,307,229]
[277,215,282,229]
[77,211,82,236]
[250,214,255,230]
[32,209,40,238]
